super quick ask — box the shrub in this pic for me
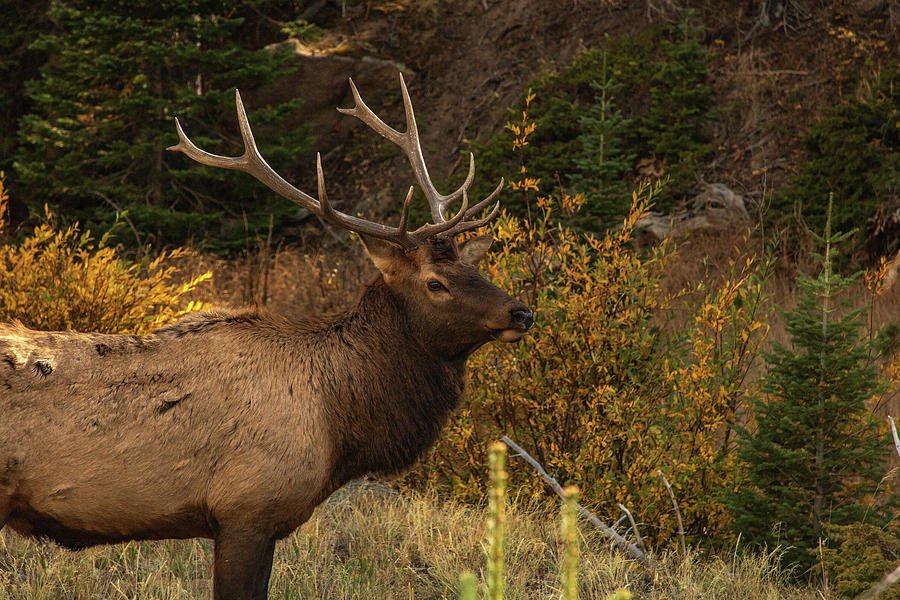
[408,108,770,549]
[0,177,210,333]
[821,520,900,599]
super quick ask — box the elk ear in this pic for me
[458,235,493,266]
[360,235,410,281]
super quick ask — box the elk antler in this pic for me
[168,74,503,250]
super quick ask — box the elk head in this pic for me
[168,74,533,357]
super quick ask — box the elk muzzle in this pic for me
[490,304,534,342]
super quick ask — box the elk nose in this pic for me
[511,308,534,330]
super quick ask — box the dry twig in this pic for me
[617,503,647,555]
[500,435,659,570]
[657,469,686,557]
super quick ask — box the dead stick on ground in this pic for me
[617,503,647,555]
[500,435,660,570]
[657,469,686,557]
[857,562,900,600]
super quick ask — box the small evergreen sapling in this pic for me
[569,45,634,228]
[727,197,895,573]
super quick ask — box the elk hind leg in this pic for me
[212,527,276,600]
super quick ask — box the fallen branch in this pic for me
[657,469,686,557]
[500,435,660,570]
[617,502,647,555]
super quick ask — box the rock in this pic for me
[636,183,752,240]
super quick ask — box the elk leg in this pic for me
[0,496,8,529]
[0,483,11,529]
[212,528,276,600]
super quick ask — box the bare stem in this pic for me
[888,416,900,459]
[500,435,659,570]
[657,469,686,557]
[617,503,647,555]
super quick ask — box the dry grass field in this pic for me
[0,486,818,600]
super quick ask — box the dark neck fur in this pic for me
[312,278,469,487]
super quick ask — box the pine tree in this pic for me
[569,45,634,228]
[727,197,895,573]
[636,16,711,201]
[14,0,309,250]
[0,0,48,177]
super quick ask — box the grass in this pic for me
[0,485,819,600]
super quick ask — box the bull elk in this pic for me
[0,74,533,599]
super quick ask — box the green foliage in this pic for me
[636,16,712,197]
[14,0,311,251]
[727,198,897,574]
[468,17,710,229]
[0,0,48,175]
[568,45,636,228]
[280,19,326,42]
[0,177,210,333]
[770,67,900,252]
[821,520,900,599]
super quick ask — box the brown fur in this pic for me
[0,236,531,600]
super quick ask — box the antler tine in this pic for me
[339,74,478,225]
[315,153,419,248]
[171,90,423,250]
[169,90,321,211]
[173,80,502,252]
[408,188,471,244]
[434,177,504,239]
[443,200,502,238]
[397,186,415,239]
[462,178,504,221]
[169,91,319,212]
[337,78,405,146]
[396,76,476,223]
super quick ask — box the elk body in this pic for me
[0,75,532,600]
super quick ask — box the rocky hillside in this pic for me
[272,0,899,255]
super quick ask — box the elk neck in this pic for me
[317,276,471,487]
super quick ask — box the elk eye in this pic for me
[427,280,446,292]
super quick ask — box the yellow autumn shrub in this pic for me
[0,175,210,334]
[408,102,771,548]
